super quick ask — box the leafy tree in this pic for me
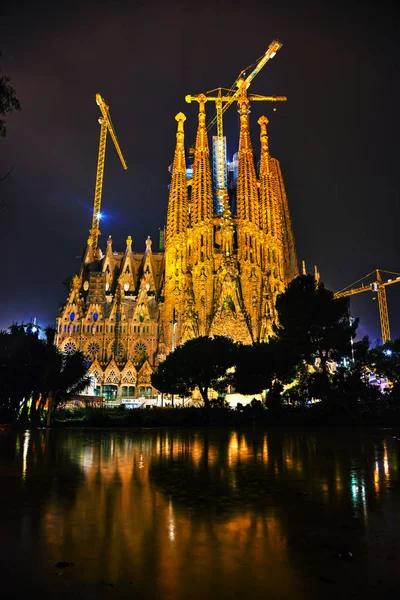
[0,324,90,425]
[275,275,357,396]
[233,338,299,396]
[0,53,21,137]
[151,336,238,408]
[366,338,400,384]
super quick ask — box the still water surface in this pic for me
[0,427,399,599]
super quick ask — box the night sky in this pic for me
[1,0,399,342]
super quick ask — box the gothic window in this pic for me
[145,265,150,274]
[64,341,77,354]
[121,385,135,398]
[125,266,130,274]
[93,312,98,321]
[133,342,148,367]
[70,311,75,321]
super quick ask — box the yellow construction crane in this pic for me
[88,93,128,258]
[185,40,286,206]
[186,40,285,137]
[334,269,400,344]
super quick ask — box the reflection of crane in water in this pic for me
[334,269,400,343]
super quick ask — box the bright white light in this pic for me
[97,212,103,220]
[270,51,276,59]
[31,326,38,333]
[384,349,393,357]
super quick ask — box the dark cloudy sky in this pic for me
[1,0,399,342]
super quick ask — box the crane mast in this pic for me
[334,269,400,344]
[185,40,285,212]
[89,93,128,259]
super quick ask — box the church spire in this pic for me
[191,94,213,225]
[165,113,188,245]
[258,115,277,235]
[236,88,259,228]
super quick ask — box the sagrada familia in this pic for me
[55,89,298,402]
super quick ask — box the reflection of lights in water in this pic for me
[168,500,175,542]
[82,448,93,472]
[22,431,30,480]
[351,474,358,502]
[228,432,249,465]
[383,443,389,480]
[139,454,144,469]
[350,468,368,522]
[321,482,329,495]
[228,432,239,465]
[263,435,269,463]
[191,439,203,468]
[335,462,343,493]
[374,460,380,495]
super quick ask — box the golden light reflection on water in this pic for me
[5,428,400,598]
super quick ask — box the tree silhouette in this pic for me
[275,275,357,395]
[152,336,238,408]
[0,52,21,137]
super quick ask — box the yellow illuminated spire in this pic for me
[258,115,277,235]
[191,94,213,226]
[236,88,259,227]
[165,113,188,244]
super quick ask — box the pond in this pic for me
[0,427,399,598]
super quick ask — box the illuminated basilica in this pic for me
[55,90,297,402]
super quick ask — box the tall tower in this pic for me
[189,95,214,338]
[161,89,298,351]
[163,113,189,350]
[235,87,264,341]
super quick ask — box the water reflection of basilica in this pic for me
[6,428,400,598]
